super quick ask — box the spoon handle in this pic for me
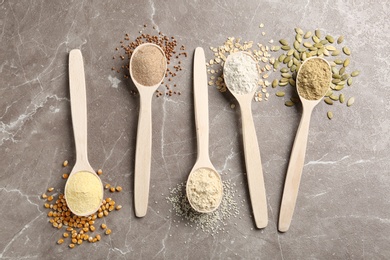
[69,49,89,168]
[279,107,313,232]
[134,88,154,217]
[240,101,268,228]
[193,47,210,163]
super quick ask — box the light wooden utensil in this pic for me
[129,43,167,218]
[223,51,268,229]
[186,47,223,213]
[278,57,331,232]
[65,49,103,216]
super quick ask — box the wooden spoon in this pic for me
[186,47,223,213]
[65,49,103,216]
[129,43,167,217]
[223,51,268,228]
[278,57,332,232]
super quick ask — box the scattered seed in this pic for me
[325,35,334,43]
[279,39,289,46]
[105,229,112,235]
[116,186,122,192]
[343,46,351,55]
[343,59,350,67]
[304,31,312,39]
[63,232,69,238]
[48,187,54,192]
[337,35,344,44]
[63,160,68,167]
[295,27,304,35]
[272,79,278,88]
[281,46,291,51]
[339,94,345,103]
[57,239,64,245]
[330,94,339,101]
[42,193,48,199]
[351,70,360,77]
[285,101,294,107]
[97,169,103,175]
[69,244,75,249]
[327,111,333,120]
[347,78,353,86]
[116,205,122,211]
[62,173,68,179]
[315,29,321,38]
[110,187,115,193]
[324,97,334,105]
[347,97,355,107]
[276,91,285,97]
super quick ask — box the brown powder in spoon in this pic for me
[131,45,166,86]
[297,58,331,100]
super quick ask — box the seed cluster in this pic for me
[274,28,359,119]
[166,179,241,234]
[112,24,187,97]
[206,29,277,102]
[42,161,123,248]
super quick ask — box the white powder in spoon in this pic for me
[223,52,259,95]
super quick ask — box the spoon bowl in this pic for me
[223,51,268,228]
[129,43,167,217]
[279,57,332,232]
[186,47,223,213]
[65,49,103,217]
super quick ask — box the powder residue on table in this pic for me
[187,168,223,212]
[297,58,331,100]
[167,179,239,234]
[65,171,103,216]
[223,52,259,95]
[131,44,166,86]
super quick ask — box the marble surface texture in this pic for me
[1,0,389,259]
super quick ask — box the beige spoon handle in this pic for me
[279,106,313,232]
[193,47,210,164]
[240,101,268,228]
[134,88,155,217]
[69,49,89,167]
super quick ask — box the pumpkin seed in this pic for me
[293,50,300,60]
[347,97,355,107]
[290,64,297,72]
[289,78,296,87]
[279,39,289,46]
[278,54,286,62]
[309,50,317,56]
[326,45,336,51]
[315,29,321,38]
[314,43,323,48]
[330,61,337,67]
[291,97,300,103]
[332,67,339,74]
[295,27,304,35]
[347,77,352,86]
[287,49,295,56]
[335,85,344,91]
[351,70,360,77]
[337,35,344,44]
[276,91,285,97]
[281,45,291,51]
[272,79,278,88]
[282,73,292,78]
[303,42,312,48]
[285,100,294,107]
[343,46,351,55]
[339,67,346,75]
[274,61,280,69]
[324,97,333,105]
[331,50,340,56]
[330,94,339,101]
[294,41,300,50]
[323,49,330,56]
[339,93,345,103]
[273,46,281,51]
[287,59,294,68]
[325,89,333,97]
[341,74,349,81]
[327,111,333,120]
[298,47,307,53]
[304,31,312,39]
[279,81,288,87]
[283,56,291,64]
[301,52,307,61]
[312,35,320,43]
[320,39,329,45]
[296,34,303,43]
[332,79,341,84]
[332,74,341,79]
[317,48,324,55]
[280,67,289,73]
[309,46,317,51]
[325,35,335,43]
[280,78,289,83]
[334,59,343,65]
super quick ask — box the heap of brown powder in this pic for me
[297,58,331,100]
[112,24,187,97]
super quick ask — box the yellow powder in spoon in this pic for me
[187,168,223,212]
[65,171,103,216]
[297,58,331,100]
[131,44,166,86]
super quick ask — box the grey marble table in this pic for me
[1,0,389,259]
